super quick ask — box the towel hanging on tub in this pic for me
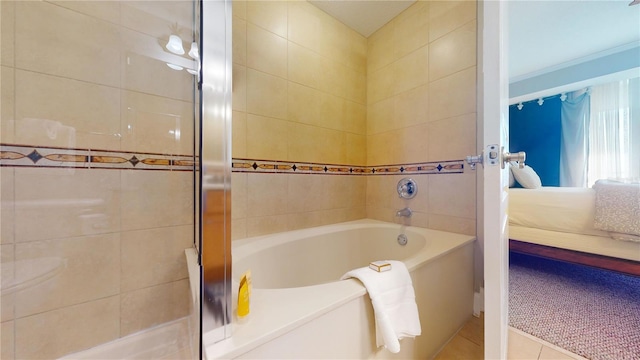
[340,260,421,354]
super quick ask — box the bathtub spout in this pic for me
[395,207,412,218]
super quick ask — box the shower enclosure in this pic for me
[0,1,232,358]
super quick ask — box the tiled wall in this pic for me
[231,1,369,238]
[366,1,477,234]
[233,0,477,238]
[1,1,195,358]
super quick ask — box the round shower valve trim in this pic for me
[397,178,417,199]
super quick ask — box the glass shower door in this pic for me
[1,1,199,358]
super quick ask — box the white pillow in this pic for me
[511,165,542,189]
[508,166,516,187]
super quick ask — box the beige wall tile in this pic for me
[394,46,429,95]
[14,70,120,150]
[246,69,287,120]
[233,0,247,21]
[344,100,367,135]
[367,98,395,135]
[345,68,367,105]
[300,209,342,229]
[349,177,368,208]
[397,123,430,164]
[231,173,247,220]
[346,133,367,166]
[394,1,429,60]
[318,58,347,99]
[429,66,477,122]
[1,167,14,245]
[247,173,288,217]
[428,113,477,162]
[395,84,429,129]
[233,65,247,112]
[287,1,322,53]
[1,320,14,359]
[15,296,119,359]
[367,64,395,105]
[121,1,193,40]
[247,0,287,38]
[121,90,194,155]
[233,17,247,66]
[367,21,395,73]
[14,168,121,242]
[1,1,15,67]
[428,214,476,235]
[319,93,346,132]
[232,218,247,240]
[366,175,405,210]
[287,82,321,125]
[52,0,121,24]
[366,205,397,224]
[246,214,289,237]
[15,1,120,87]
[288,43,321,90]
[367,132,395,166]
[246,114,289,161]
[232,111,247,158]
[13,234,120,318]
[247,23,287,78]
[1,66,15,144]
[428,172,476,219]
[1,244,15,322]
[288,123,345,164]
[287,175,328,213]
[343,28,368,72]
[121,170,193,231]
[429,1,477,43]
[122,51,194,103]
[120,279,190,336]
[429,20,476,81]
[121,225,192,292]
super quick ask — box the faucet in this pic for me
[396,207,412,218]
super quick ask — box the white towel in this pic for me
[340,260,421,353]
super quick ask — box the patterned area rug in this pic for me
[509,252,640,360]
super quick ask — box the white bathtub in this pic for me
[203,219,476,359]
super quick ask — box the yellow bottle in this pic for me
[237,270,251,321]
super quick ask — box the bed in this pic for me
[508,185,640,276]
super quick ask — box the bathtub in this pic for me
[202,219,476,359]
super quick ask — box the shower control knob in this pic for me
[397,178,417,199]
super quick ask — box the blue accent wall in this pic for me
[509,97,562,186]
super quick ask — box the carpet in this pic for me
[509,252,640,360]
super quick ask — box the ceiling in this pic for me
[309,0,416,37]
[309,0,640,80]
[508,0,640,80]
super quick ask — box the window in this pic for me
[587,78,640,187]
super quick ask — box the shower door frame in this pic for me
[199,0,233,348]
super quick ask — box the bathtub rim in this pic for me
[204,219,476,359]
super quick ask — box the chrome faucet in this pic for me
[396,207,412,218]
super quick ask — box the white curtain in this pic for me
[560,89,590,187]
[587,77,640,187]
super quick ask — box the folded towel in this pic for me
[340,260,421,353]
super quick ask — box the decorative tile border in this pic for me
[0,144,195,171]
[0,145,464,175]
[232,158,464,175]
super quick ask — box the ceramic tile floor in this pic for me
[434,313,588,360]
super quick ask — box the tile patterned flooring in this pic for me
[434,313,588,360]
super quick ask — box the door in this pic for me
[480,1,510,359]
